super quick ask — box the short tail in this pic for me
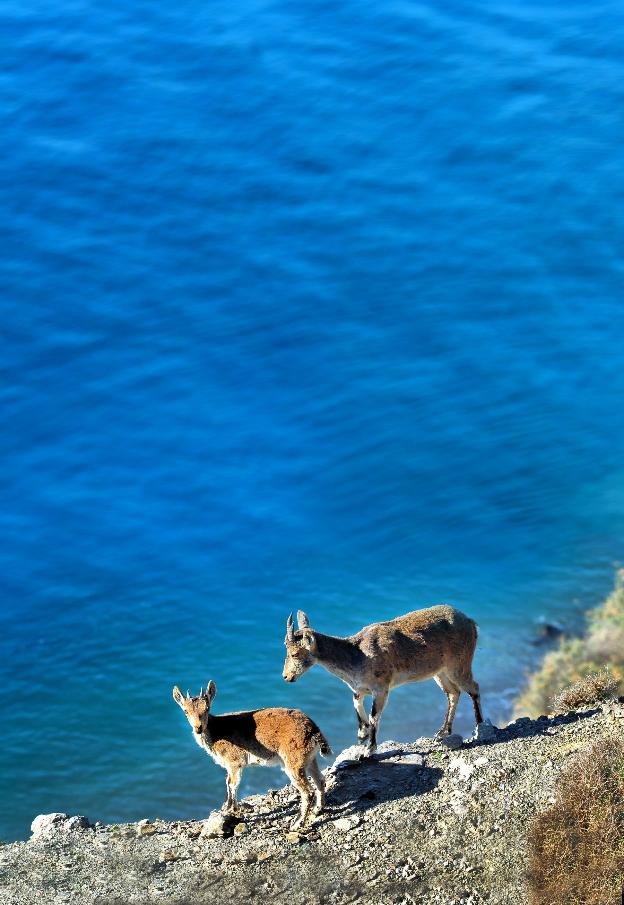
[315,731,332,757]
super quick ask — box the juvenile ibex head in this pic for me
[282,611,318,682]
[173,681,216,735]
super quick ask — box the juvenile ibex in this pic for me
[173,682,331,830]
[282,605,483,754]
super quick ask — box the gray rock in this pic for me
[332,744,368,769]
[472,719,499,743]
[440,734,463,751]
[63,816,92,833]
[375,740,404,756]
[333,816,360,832]
[398,752,426,765]
[200,812,232,838]
[512,716,531,727]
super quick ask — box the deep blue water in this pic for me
[2,0,624,842]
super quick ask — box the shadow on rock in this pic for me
[320,757,443,823]
[497,707,600,745]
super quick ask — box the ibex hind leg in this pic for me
[353,691,370,744]
[307,756,325,815]
[463,675,483,725]
[445,665,483,727]
[433,674,461,738]
[364,689,388,756]
[284,765,314,831]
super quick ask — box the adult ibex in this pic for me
[282,605,483,754]
[173,682,331,830]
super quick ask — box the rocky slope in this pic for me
[2,704,623,905]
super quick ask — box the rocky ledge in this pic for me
[2,704,623,905]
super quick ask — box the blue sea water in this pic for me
[2,0,624,842]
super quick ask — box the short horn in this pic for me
[186,689,190,700]
[199,686,203,698]
[286,612,295,641]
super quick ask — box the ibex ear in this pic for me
[301,631,317,653]
[206,680,217,704]
[172,686,185,708]
[297,610,311,631]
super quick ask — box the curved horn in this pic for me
[199,686,203,698]
[297,610,310,631]
[286,612,295,641]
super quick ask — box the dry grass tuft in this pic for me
[551,668,619,713]
[527,735,624,905]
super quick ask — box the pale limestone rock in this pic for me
[30,814,90,838]
[200,812,235,838]
[449,757,474,781]
[30,814,69,837]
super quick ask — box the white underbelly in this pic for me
[390,672,426,689]
[247,753,282,768]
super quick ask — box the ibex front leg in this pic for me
[365,689,388,756]
[353,691,370,744]
[223,766,242,815]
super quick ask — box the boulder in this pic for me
[200,812,238,839]
[30,813,68,837]
[472,720,498,744]
[332,816,361,832]
[30,813,91,838]
[440,734,463,751]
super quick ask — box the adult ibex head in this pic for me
[282,610,318,682]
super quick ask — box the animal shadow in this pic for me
[319,756,443,824]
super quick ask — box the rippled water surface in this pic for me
[2,0,624,841]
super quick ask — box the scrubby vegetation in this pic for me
[515,570,624,718]
[526,735,624,905]
[551,668,619,714]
